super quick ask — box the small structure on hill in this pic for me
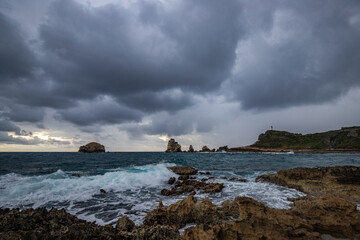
[78,142,105,153]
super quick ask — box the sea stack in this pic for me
[188,145,194,152]
[165,139,182,152]
[78,142,105,153]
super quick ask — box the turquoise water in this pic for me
[1,152,360,225]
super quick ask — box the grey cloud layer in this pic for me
[0,0,359,140]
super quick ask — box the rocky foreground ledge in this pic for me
[256,166,360,203]
[1,166,360,239]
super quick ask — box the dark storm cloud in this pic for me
[0,119,21,134]
[0,0,360,139]
[0,11,35,80]
[229,0,360,110]
[57,96,143,126]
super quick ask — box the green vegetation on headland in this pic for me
[250,126,360,150]
[164,126,360,153]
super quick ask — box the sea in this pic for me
[1,152,360,226]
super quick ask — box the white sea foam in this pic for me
[0,163,176,210]
[0,165,305,226]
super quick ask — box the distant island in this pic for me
[166,126,360,153]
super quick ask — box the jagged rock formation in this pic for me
[201,146,210,152]
[161,179,224,196]
[188,145,194,152]
[216,145,228,152]
[183,195,360,240]
[78,142,105,153]
[251,126,360,150]
[200,146,215,152]
[256,166,360,203]
[0,208,181,240]
[165,139,182,152]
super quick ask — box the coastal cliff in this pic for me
[250,126,360,150]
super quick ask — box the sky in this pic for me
[0,0,360,152]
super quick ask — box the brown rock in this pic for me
[167,177,176,184]
[189,145,195,152]
[216,145,229,152]
[229,177,247,182]
[143,195,226,229]
[201,145,211,152]
[116,216,135,232]
[160,179,224,196]
[256,166,360,202]
[178,175,189,180]
[183,195,360,240]
[165,139,182,152]
[100,188,106,193]
[78,142,105,153]
[168,166,198,175]
[71,173,82,177]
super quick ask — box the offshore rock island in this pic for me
[165,126,360,153]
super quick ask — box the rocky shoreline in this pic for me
[1,166,360,239]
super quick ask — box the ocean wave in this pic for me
[0,163,176,209]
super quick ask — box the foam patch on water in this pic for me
[0,163,176,224]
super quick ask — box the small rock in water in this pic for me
[199,171,211,175]
[167,177,176,185]
[72,173,82,177]
[229,177,247,182]
[168,166,198,175]
[100,189,106,193]
[78,142,105,153]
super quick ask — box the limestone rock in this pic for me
[116,216,135,232]
[167,177,176,185]
[143,195,226,230]
[168,166,198,175]
[229,177,247,182]
[216,145,229,152]
[201,145,211,152]
[165,139,182,152]
[78,142,105,153]
[160,179,224,196]
[189,145,195,152]
[256,166,360,202]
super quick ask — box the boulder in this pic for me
[160,179,224,196]
[168,166,198,175]
[116,216,135,232]
[78,142,105,153]
[229,177,247,182]
[167,177,176,185]
[188,145,195,152]
[201,146,211,152]
[165,139,182,152]
[216,145,229,152]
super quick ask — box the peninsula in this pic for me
[165,126,360,153]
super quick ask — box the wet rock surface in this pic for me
[256,166,360,202]
[2,166,360,240]
[169,166,198,175]
[0,208,181,240]
[78,142,105,153]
